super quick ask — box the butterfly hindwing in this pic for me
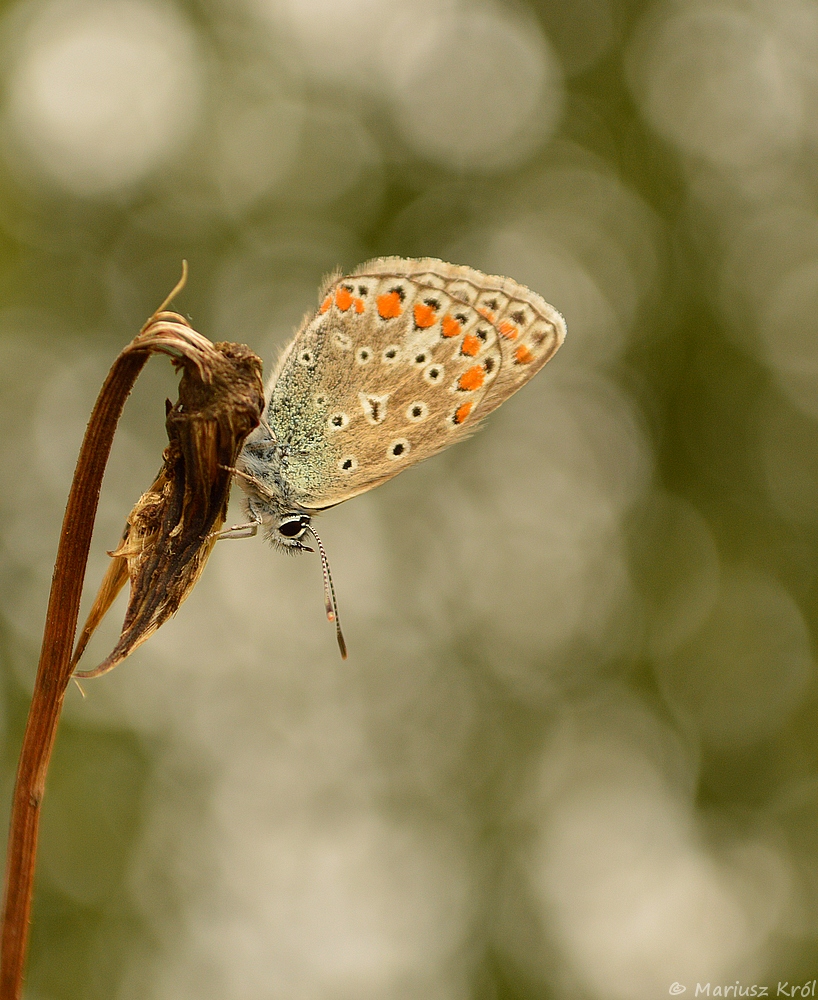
[264,257,566,510]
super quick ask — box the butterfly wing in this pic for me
[264,257,566,511]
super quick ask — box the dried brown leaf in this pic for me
[71,314,264,677]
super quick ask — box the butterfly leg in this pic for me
[213,520,260,540]
[212,502,263,541]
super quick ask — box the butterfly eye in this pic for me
[279,516,309,539]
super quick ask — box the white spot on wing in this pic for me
[387,438,411,460]
[359,392,389,425]
[327,411,350,431]
[406,401,429,422]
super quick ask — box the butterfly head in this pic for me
[235,440,314,553]
[244,491,313,554]
[231,452,347,658]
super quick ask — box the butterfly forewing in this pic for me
[264,257,565,511]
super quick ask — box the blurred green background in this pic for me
[1,0,818,997]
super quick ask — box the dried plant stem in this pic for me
[0,260,263,999]
[0,290,263,998]
[0,351,149,1000]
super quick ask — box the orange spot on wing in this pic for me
[377,291,403,319]
[461,334,481,357]
[499,321,518,339]
[478,307,496,323]
[335,286,353,311]
[454,402,472,425]
[458,365,485,392]
[441,313,461,338]
[319,294,332,314]
[414,302,437,328]
[353,296,365,314]
[515,344,534,364]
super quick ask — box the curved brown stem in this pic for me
[0,266,264,998]
[0,349,149,999]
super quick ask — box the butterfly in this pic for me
[229,257,566,656]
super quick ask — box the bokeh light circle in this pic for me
[2,0,204,196]
[629,1,816,170]
[386,4,563,172]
